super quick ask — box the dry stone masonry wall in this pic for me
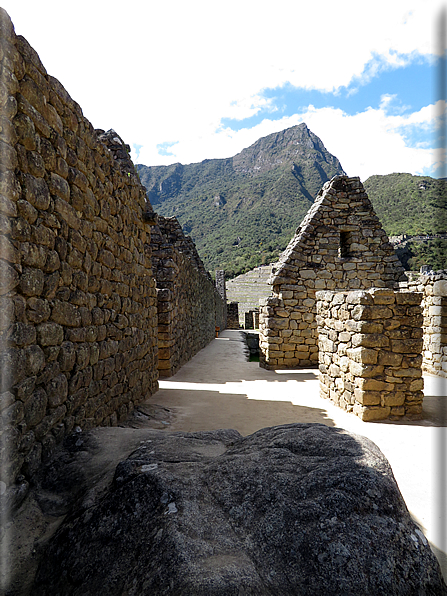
[150,216,225,377]
[0,12,160,490]
[259,176,407,370]
[400,270,447,378]
[317,288,424,421]
[0,9,226,496]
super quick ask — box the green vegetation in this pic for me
[364,173,447,235]
[396,238,447,271]
[365,173,447,270]
[138,130,447,276]
[138,124,344,277]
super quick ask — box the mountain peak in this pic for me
[136,124,346,276]
[232,124,345,177]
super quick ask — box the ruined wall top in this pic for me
[151,215,210,279]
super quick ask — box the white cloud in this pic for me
[297,104,438,180]
[2,0,446,174]
[134,99,443,180]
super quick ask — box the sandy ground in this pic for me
[138,330,447,577]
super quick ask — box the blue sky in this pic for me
[3,0,447,180]
[217,56,443,177]
[222,60,434,131]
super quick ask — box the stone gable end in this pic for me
[259,175,407,369]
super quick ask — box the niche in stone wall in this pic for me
[339,230,352,258]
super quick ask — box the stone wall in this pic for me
[259,176,407,370]
[316,288,424,421]
[150,216,226,377]
[0,11,160,494]
[400,271,447,378]
[214,270,227,331]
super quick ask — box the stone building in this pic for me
[259,175,407,369]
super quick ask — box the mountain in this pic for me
[364,173,447,271]
[137,124,345,277]
[364,173,447,236]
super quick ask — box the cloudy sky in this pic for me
[3,0,447,181]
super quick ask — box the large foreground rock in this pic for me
[33,424,446,595]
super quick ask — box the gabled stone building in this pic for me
[259,175,407,369]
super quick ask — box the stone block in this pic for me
[280,357,297,366]
[54,196,80,230]
[339,332,351,342]
[433,280,447,296]
[390,339,422,354]
[268,350,285,358]
[381,392,405,407]
[37,321,63,346]
[46,373,68,408]
[353,389,381,405]
[10,322,36,346]
[294,346,310,355]
[353,305,393,320]
[24,387,47,428]
[354,404,391,421]
[405,404,423,417]
[347,347,378,365]
[20,172,50,210]
[377,352,403,366]
[282,343,296,352]
[352,333,389,348]
[342,262,357,271]
[319,337,335,353]
[370,288,395,304]
[390,406,405,417]
[355,378,388,392]
[299,269,316,279]
[349,362,383,378]
[19,266,44,296]
[51,300,82,327]
[268,318,289,331]
[396,292,422,304]
[409,378,424,392]
[49,172,70,201]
